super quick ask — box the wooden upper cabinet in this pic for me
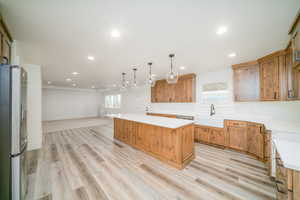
[151,73,196,103]
[260,55,279,100]
[2,36,11,63]
[232,61,260,102]
[0,16,13,64]
[259,51,290,101]
[289,8,300,69]
[286,44,300,100]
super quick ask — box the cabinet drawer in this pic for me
[226,121,247,127]
[247,123,263,129]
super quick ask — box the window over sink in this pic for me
[105,94,121,108]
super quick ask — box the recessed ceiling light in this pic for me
[228,52,237,58]
[111,29,121,38]
[179,66,186,70]
[72,83,77,87]
[87,56,95,61]
[216,26,228,35]
[72,72,79,76]
[66,78,72,82]
[47,81,52,85]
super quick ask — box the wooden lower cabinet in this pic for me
[247,123,264,159]
[209,127,225,146]
[276,151,300,200]
[264,130,272,174]
[114,118,195,169]
[226,125,247,151]
[195,120,268,162]
[195,125,225,147]
[195,126,210,143]
[224,120,266,161]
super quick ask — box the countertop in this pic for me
[113,114,194,129]
[272,131,300,171]
[147,111,300,133]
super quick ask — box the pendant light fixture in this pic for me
[132,68,138,87]
[166,54,178,84]
[121,72,127,90]
[147,62,156,87]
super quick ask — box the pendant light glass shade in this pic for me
[147,62,156,87]
[166,54,178,84]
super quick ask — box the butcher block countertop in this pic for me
[113,114,193,129]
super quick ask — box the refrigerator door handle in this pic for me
[10,142,27,158]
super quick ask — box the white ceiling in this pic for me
[1,0,299,89]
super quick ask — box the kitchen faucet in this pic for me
[210,104,216,116]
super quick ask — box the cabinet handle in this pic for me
[2,56,8,64]
[275,181,287,194]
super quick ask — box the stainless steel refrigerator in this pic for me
[0,65,28,200]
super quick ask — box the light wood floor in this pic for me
[26,119,276,200]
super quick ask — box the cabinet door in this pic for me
[0,33,2,62]
[260,57,279,100]
[228,126,247,151]
[130,122,138,146]
[209,128,225,146]
[196,126,210,143]
[286,46,300,100]
[136,123,150,151]
[167,84,176,102]
[114,119,120,139]
[114,119,124,141]
[185,77,195,102]
[292,31,300,67]
[161,129,179,162]
[156,80,168,102]
[233,64,260,101]
[154,81,161,102]
[2,37,11,64]
[174,79,184,102]
[151,87,156,102]
[247,123,264,159]
[181,125,194,160]
[121,120,129,142]
[149,126,162,155]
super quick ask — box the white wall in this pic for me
[100,67,300,132]
[12,41,43,150]
[100,85,150,115]
[23,64,42,150]
[42,87,102,121]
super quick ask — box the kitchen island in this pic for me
[113,114,195,169]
